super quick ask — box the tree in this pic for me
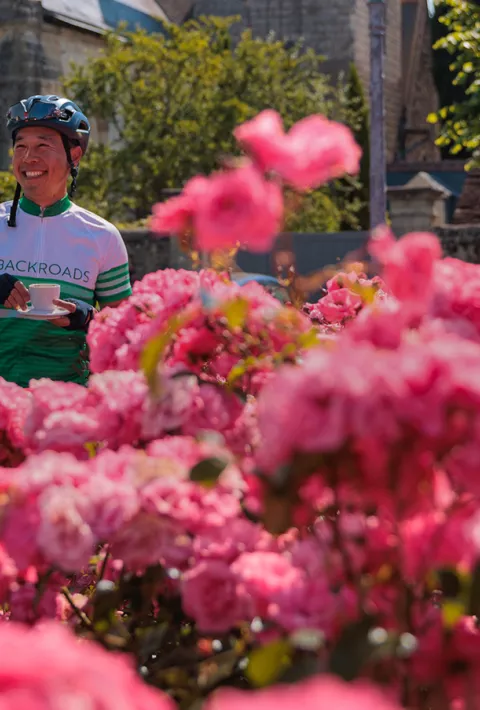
[429,3,469,160]
[428,0,480,167]
[65,17,365,230]
[0,171,16,204]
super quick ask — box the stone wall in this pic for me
[121,229,172,281]
[120,229,370,282]
[437,225,480,264]
[121,226,480,284]
[0,2,109,168]
[0,0,44,169]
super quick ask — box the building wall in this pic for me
[121,224,480,283]
[40,22,109,143]
[402,0,440,162]
[0,0,44,169]
[0,2,113,170]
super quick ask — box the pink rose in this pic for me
[269,577,338,635]
[205,675,400,710]
[9,583,63,624]
[182,560,249,632]
[151,176,210,236]
[232,551,303,617]
[36,486,95,572]
[80,475,140,540]
[111,512,191,571]
[0,622,175,709]
[281,115,361,189]
[369,228,442,319]
[316,288,363,324]
[193,519,273,564]
[235,110,361,191]
[193,164,283,253]
[234,109,287,172]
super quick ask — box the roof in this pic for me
[387,169,467,198]
[41,0,169,34]
[404,171,452,195]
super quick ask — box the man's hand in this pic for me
[50,299,77,327]
[0,275,29,310]
[51,298,96,331]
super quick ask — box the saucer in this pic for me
[16,306,70,321]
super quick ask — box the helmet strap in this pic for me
[7,183,22,228]
[61,135,79,198]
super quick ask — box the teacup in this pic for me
[29,283,61,312]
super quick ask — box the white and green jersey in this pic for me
[0,195,132,387]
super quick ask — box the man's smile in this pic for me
[22,170,48,181]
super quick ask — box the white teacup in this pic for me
[29,283,61,312]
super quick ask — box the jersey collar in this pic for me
[19,195,72,217]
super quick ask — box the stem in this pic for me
[62,587,92,629]
[34,568,54,614]
[330,474,362,611]
[98,548,110,582]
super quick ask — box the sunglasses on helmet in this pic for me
[7,100,70,124]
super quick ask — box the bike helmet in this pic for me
[6,95,91,227]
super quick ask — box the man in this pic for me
[0,94,132,387]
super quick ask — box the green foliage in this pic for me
[65,17,367,230]
[0,171,16,203]
[285,189,342,233]
[428,0,480,167]
[344,64,370,230]
[429,3,469,159]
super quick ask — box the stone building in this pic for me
[0,0,169,168]
[0,0,441,169]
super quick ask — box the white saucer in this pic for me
[16,306,70,320]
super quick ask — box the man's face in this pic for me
[12,126,80,204]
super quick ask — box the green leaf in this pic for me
[246,640,293,688]
[189,457,228,488]
[328,616,375,681]
[298,327,320,350]
[140,314,185,395]
[222,298,249,330]
[227,360,248,386]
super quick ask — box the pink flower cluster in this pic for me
[206,675,399,710]
[20,370,253,458]
[5,107,480,710]
[256,327,480,512]
[0,622,173,710]
[151,110,360,253]
[304,267,386,331]
[234,110,362,191]
[0,378,30,467]
[342,229,480,349]
[87,268,310,398]
[0,437,246,575]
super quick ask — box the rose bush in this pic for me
[1,110,480,710]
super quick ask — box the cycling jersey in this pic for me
[0,195,132,387]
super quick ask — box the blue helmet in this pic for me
[7,95,90,155]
